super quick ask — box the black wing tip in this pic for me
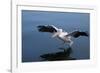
[81,31,89,37]
[37,25,57,33]
[72,31,89,38]
[37,25,44,28]
[37,25,49,29]
[86,32,89,36]
[76,30,89,36]
[37,25,44,32]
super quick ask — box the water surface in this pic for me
[22,10,90,62]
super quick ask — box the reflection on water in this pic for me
[40,47,76,61]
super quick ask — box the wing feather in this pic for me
[37,25,58,33]
[66,30,89,38]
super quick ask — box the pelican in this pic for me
[37,25,89,47]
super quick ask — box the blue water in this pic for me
[22,10,90,62]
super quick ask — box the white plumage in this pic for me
[37,25,88,47]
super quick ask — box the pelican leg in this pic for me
[69,41,73,47]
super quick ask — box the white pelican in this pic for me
[37,25,88,47]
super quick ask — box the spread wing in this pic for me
[67,30,89,38]
[37,25,58,33]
